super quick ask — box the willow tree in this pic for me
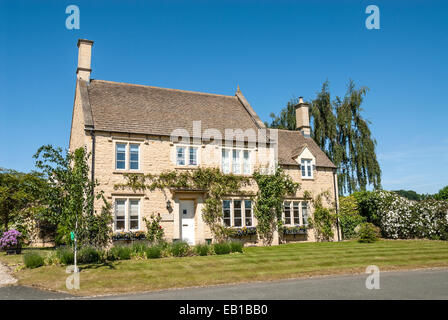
[268,80,381,195]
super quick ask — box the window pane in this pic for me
[115,200,126,217]
[222,149,230,174]
[189,147,197,165]
[307,161,312,177]
[293,202,300,225]
[129,200,139,230]
[233,200,242,227]
[301,159,306,177]
[116,220,125,229]
[130,144,139,170]
[232,150,241,174]
[223,200,231,226]
[115,200,126,230]
[117,144,126,152]
[176,146,185,165]
[302,202,308,225]
[243,150,251,174]
[244,200,252,226]
[284,202,291,225]
[116,144,126,170]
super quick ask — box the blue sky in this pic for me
[0,0,447,194]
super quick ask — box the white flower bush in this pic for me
[369,191,448,240]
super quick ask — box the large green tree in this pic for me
[268,80,382,195]
[0,168,46,235]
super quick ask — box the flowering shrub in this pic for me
[357,191,448,240]
[282,225,307,235]
[0,229,22,249]
[112,231,146,241]
[228,226,257,237]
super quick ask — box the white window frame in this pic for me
[176,145,199,167]
[115,141,141,171]
[283,200,307,226]
[301,158,313,179]
[221,148,252,175]
[222,199,253,227]
[114,198,141,231]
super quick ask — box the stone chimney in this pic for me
[76,39,94,81]
[295,97,311,137]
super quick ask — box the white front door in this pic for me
[180,200,195,245]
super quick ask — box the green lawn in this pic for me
[1,240,448,296]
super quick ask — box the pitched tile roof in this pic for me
[87,79,263,137]
[81,79,336,168]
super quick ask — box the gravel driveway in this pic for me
[0,262,17,287]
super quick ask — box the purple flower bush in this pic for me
[0,229,22,249]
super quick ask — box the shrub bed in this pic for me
[229,241,243,253]
[78,246,103,264]
[170,241,191,257]
[56,247,74,265]
[108,246,132,260]
[213,242,231,255]
[145,245,162,259]
[357,222,380,243]
[23,252,44,269]
[195,243,211,256]
[18,240,243,269]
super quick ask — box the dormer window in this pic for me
[301,159,313,179]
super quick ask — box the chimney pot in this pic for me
[299,96,304,104]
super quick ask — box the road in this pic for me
[1,268,447,300]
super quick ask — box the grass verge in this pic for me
[1,239,447,296]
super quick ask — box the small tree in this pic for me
[34,145,112,247]
[253,167,300,245]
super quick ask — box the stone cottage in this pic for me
[69,39,340,245]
